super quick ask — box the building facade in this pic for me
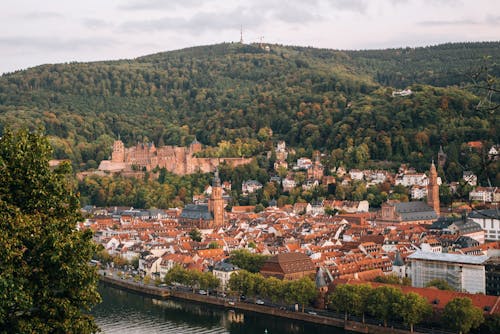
[260,252,316,280]
[469,210,500,241]
[212,262,240,291]
[408,251,488,294]
[485,257,500,296]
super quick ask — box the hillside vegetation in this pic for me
[0,42,498,183]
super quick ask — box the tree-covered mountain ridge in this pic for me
[0,42,498,177]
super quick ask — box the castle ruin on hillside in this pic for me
[98,139,252,176]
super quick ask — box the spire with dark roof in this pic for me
[315,267,327,288]
[393,251,405,267]
[212,168,221,187]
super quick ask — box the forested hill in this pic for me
[0,42,498,177]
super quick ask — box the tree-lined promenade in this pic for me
[160,263,498,334]
[102,264,499,334]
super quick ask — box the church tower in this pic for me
[427,161,440,216]
[437,146,447,168]
[209,168,224,227]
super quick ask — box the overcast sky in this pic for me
[1,0,499,74]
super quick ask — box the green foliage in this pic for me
[329,284,363,320]
[425,278,455,291]
[0,42,498,185]
[188,228,202,242]
[164,265,219,291]
[0,129,100,333]
[373,274,411,286]
[228,249,270,273]
[288,277,318,312]
[228,270,317,310]
[208,241,221,249]
[479,314,500,334]
[397,292,432,332]
[442,297,484,334]
[79,170,211,208]
[366,286,404,327]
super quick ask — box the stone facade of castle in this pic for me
[98,139,252,176]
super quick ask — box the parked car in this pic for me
[198,290,207,295]
[307,311,317,315]
[255,299,265,305]
[228,301,235,306]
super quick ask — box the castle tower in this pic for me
[427,161,440,216]
[111,140,125,163]
[209,168,224,227]
[190,137,202,153]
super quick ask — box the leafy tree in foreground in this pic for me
[288,277,317,313]
[0,129,100,333]
[442,297,484,334]
[367,286,404,327]
[397,292,432,333]
[329,284,362,321]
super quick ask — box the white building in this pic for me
[282,178,297,192]
[242,180,263,194]
[410,185,428,200]
[212,262,239,291]
[469,209,500,241]
[463,171,478,186]
[349,169,364,181]
[408,251,489,294]
[296,157,312,170]
[469,187,500,203]
[364,170,388,184]
[395,173,428,187]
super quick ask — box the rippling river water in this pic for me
[92,284,349,334]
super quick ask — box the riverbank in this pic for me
[99,273,425,334]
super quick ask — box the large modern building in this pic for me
[408,251,489,294]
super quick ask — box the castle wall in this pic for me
[105,140,253,176]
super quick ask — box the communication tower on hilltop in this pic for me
[240,25,243,44]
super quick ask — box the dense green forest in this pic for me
[0,42,498,187]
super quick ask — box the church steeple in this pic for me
[209,168,224,227]
[427,161,440,216]
[212,167,221,187]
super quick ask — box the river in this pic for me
[92,284,349,334]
